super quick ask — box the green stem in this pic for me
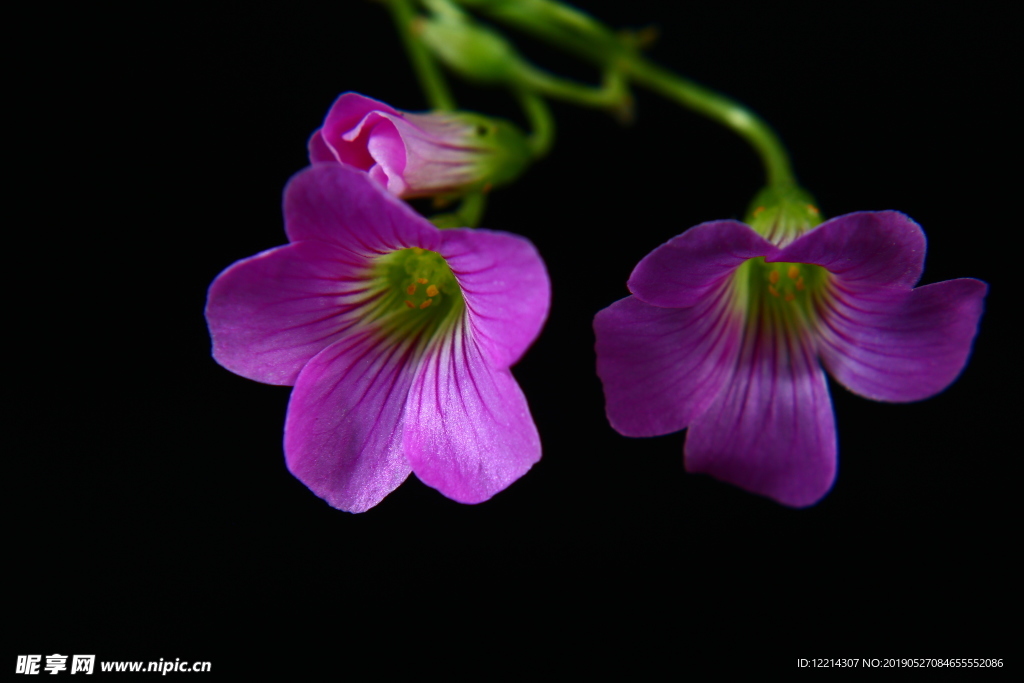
[623,60,795,188]
[456,0,796,188]
[514,90,554,158]
[387,0,456,110]
[430,192,488,228]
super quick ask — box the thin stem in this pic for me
[386,0,456,110]
[623,60,795,188]
[430,192,488,228]
[515,89,555,158]
[513,60,626,111]
[457,0,796,188]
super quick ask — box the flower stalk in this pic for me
[448,0,797,189]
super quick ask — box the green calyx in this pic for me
[369,248,465,344]
[451,111,533,189]
[734,257,829,330]
[417,0,519,84]
[745,185,824,246]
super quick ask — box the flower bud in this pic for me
[309,93,531,199]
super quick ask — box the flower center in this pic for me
[735,257,829,327]
[367,247,465,344]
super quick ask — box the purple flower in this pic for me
[594,211,986,506]
[308,92,530,199]
[206,164,549,512]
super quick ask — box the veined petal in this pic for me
[773,211,926,289]
[284,164,440,255]
[206,241,378,385]
[440,228,550,368]
[403,321,541,504]
[284,330,416,513]
[628,220,776,308]
[594,290,744,437]
[817,278,987,402]
[685,314,836,508]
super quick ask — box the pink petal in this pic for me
[307,130,336,164]
[440,228,550,368]
[627,220,776,307]
[364,119,409,195]
[316,92,401,169]
[594,291,744,437]
[773,211,926,289]
[283,164,440,255]
[206,241,377,385]
[403,324,541,504]
[685,322,837,507]
[817,278,987,402]
[284,331,416,513]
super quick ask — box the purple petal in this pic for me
[403,325,541,504]
[818,278,987,402]
[628,220,776,308]
[307,130,335,164]
[363,118,409,195]
[685,323,836,507]
[315,92,401,168]
[440,228,550,368]
[206,241,376,385]
[283,164,440,255]
[284,330,416,513]
[773,211,926,289]
[594,291,744,437]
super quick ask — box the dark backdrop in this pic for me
[14,0,1014,673]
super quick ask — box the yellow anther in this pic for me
[768,270,780,285]
[796,277,805,291]
[768,285,780,298]
[426,284,439,297]
[784,292,796,302]
[420,299,432,309]
[753,206,765,216]
[412,248,424,255]
[787,266,800,279]
[417,278,428,285]
[405,300,415,309]
[406,284,417,295]
[807,204,819,215]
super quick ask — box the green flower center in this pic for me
[367,247,465,344]
[734,257,829,327]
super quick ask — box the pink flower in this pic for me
[308,92,530,198]
[206,164,549,512]
[594,211,986,506]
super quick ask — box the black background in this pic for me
[14,0,1015,673]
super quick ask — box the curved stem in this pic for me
[515,89,555,159]
[387,0,456,110]
[622,60,795,188]
[457,0,796,188]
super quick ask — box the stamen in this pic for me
[405,300,415,308]
[784,292,796,302]
[417,278,428,285]
[768,285,780,298]
[807,204,819,215]
[787,266,800,279]
[796,277,805,291]
[420,299,432,309]
[769,271,780,285]
[406,284,417,295]
[753,206,765,216]
[426,285,439,297]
